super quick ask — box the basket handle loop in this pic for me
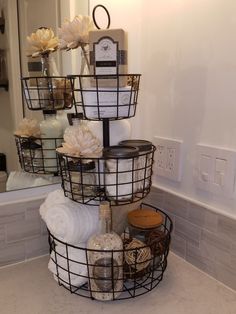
[92,4,111,30]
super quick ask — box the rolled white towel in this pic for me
[88,119,131,146]
[40,189,99,244]
[48,244,87,288]
[6,171,60,191]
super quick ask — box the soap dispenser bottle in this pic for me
[39,109,63,173]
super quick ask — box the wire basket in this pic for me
[21,76,74,110]
[57,145,156,206]
[48,203,173,300]
[15,135,63,175]
[71,74,141,121]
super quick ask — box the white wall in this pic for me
[90,0,236,218]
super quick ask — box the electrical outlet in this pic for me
[153,136,183,181]
[166,147,175,172]
[156,144,165,169]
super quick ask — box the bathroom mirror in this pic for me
[1,0,89,193]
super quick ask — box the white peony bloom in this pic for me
[58,15,94,50]
[14,118,41,138]
[57,127,102,157]
[27,27,59,57]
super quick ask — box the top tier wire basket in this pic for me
[71,74,141,121]
[21,76,75,111]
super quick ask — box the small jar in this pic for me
[127,208,166,270]
[103,146,139,201]
[119,140,153,192]
[68,160,96,200]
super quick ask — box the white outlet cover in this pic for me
[195,144,236,197]
[153,136,183,182]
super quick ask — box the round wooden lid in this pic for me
[127,208,163,230]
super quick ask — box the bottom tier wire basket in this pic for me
[48,203,172,300]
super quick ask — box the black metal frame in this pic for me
[21,76,75,110]
[48,203,173,300]
[57,145,156,206]
[70,74,141,121]
[15,135,63,175]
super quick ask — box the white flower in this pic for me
[27,28,59,57]
[14,118,41,138]
[58,15,94,50]
[57,127,102,157]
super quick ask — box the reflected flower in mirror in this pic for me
[14,118,41,138]
[27,27,59,58]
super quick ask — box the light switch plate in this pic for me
[195,144,236,197]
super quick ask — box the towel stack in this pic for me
[40,189,99,287]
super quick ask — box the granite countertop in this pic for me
[0,252,235,314]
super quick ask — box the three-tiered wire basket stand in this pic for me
[52,73,172,300]
[16,6,173,301]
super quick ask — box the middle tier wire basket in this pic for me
[21,76,75,110]
[71,74,141,121]
[15,135,63,175]
[57,145,156,206]
[48,203,173,300]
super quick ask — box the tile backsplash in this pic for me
[146,187,236,291]
[0,187,235,291]
[0,198,48,266]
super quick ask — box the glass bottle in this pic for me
[39,110,63,173]
[37,53,51,109]
[80,44,90,75]
[38,53,63,110]
[87,201,123,301]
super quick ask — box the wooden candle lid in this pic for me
[128,208,163,230]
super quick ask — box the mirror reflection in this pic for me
[0,0,88,193]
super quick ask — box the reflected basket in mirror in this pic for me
[71,74,141,121]
[57,144,155,206]
[21,76,75,110]
[15,135,63,175]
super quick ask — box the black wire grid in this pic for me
[21,76,74,110]
[15,135,63,175]
[57,145,156,206]
[48,204,173,300]
[70,74,141,121]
